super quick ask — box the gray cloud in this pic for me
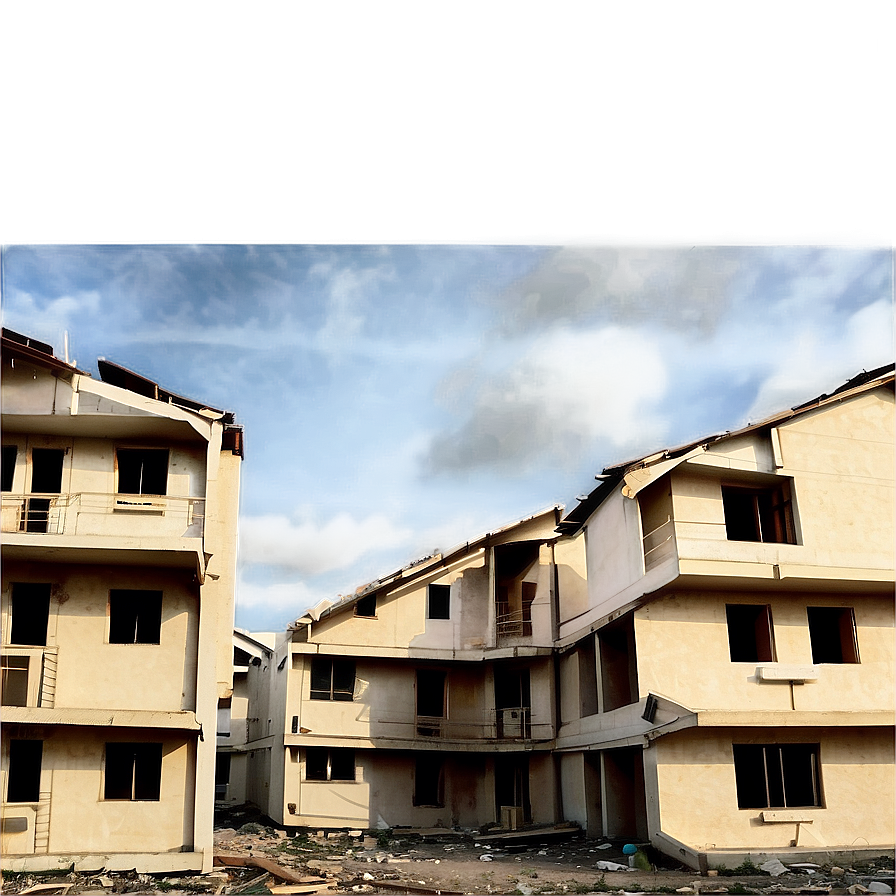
[421,246,746,479]
[491,246,747,336]
[420,359,593,478]
[240,513,398,574]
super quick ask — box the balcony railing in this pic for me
[1,492,205,539]
[496,603,532,639]
[1,647,58,709]
[373,707,544,742]
[643,516,676,571]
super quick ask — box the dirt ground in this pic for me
[1,805,892,895]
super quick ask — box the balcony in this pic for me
[372,707,548,743]
[496,602,533,641]
[1,647,58,709]
[1,492,207,570]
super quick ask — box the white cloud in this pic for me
[239,509,413,575]
[236,577,318,613]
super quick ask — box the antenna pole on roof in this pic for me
[64,331,70,364]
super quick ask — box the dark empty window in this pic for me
[416,669,446,736]
[305,747,355,781]
[7,740,43,803]
[355,594,376,617]
[109,590,162,644]
[215,753,231,799]
[1,445,16,491]
[10,583,51,646]
[428,584,450,620]
[733,743,821,809]
[117,449,169,496]
[726,604,776,662]
[104,743,163,800]
[598,613,638,711]
[2,656,30,706]
[807,607,859,664]
[722,483,795,544]
[309,658,355,701]
[414,755,444,806]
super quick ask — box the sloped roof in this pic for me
[293,504,564,630]
[557,363,895,535]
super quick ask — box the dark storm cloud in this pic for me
[420,359,594,478]
[488,246,750,336]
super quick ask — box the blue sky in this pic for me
[1,245,892,631]
[2,7,892,632]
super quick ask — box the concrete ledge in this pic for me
[2,851,206,874]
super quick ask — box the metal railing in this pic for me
[642,516,676,570]
[375,707,542,741]
[495,603,533,639]
[1,492,205,539]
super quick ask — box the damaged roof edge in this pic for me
[1,329,89,377]
[307,504,565,627]
[557,363,896,537]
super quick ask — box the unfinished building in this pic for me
[1,330,243,873]
[554,364,895,869]
[236,365,894,870]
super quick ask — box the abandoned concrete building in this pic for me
[0,329,243,873]
[229,364,893,871]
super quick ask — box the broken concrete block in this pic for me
[847,886,870,894]
[675,887,696,894]
[761,859,789,876]
[831,868,846,877]
[349,830,363,838]
[866,884,892,895]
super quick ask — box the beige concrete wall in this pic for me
[0,363,73,416]
[2,562,199,712]
[653,727,895,850]
[635,592,894,712]
[0,728,195,856]
[555,534,588,625]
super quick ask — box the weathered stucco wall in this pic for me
[653,727,895,850]
[635,592,895,712]
[2,563,199,712]
[0,729,195,855]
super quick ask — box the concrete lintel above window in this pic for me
[756,665,818,683]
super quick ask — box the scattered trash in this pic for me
[761,859,790,876]
[595,860,629,872]
[479,854,494,861]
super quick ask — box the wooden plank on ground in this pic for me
[213,853,326,885]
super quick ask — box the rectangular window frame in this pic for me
[304,747,356,782]
[413,755,445,807]
[722,481,796,545]
[116,448,169,497]
[733,743,822,809]
[7,740,43,803]
[104,742,163,801]
[108,590,163,645]
[427,583,451,620]
[309,657,356,701]
[807,607,860,664]
[354,594,377,618]
[726,603,777,663]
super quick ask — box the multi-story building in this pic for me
[1,329,243,873]
[554,364,895,869]
[253,506,587,831]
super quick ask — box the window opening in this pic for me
[215,753,231,799]
[414,755,444,806]
[807,607,859,664]
[117,448,169,496]
[7,740,43,803]
[428,584,450,620]
[416,669,447,736]
[726,604,776,662]
[722,482,795,544]
[309,658,355,701]
[495,667,532,737]
[109,590,162,644]
[733,743,821,808]
[1,656,30,706]
[10,582,51,646]
[104,743,163,800]
[26,448,64,532]
[1,445,16,491]
[355,594,376,617]
[599,613,638,711]
[305,747,355,781]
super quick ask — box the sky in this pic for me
[1,5,891,636]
